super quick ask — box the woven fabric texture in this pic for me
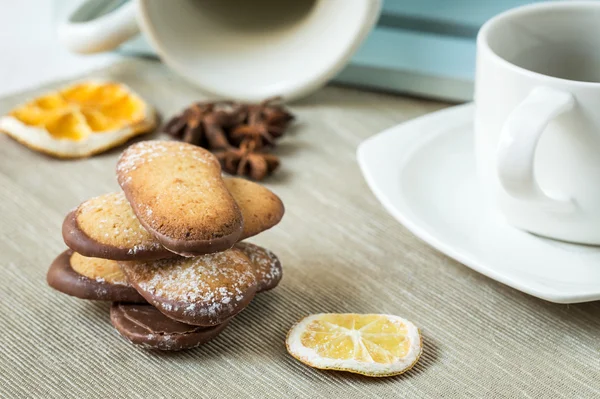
[1,59,599,399]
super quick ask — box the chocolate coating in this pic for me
[62,209,174,261]
[46,250,146,303]
[132,209,242,257]
[235,242,282,293]
[119,249,257,327]
[110,303,228,350]
[116,141,244,258]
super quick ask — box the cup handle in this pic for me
[496,87,577,213]
[58,0,139,54]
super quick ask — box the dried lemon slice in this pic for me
[286,313,422,377]
[0,81,156,158]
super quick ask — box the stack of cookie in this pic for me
[47,141,285,351]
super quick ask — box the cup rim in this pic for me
[477,0,600,87]
[135,0,382,102]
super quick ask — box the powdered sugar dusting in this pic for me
[123,249,256,322]
[117,140,214,178]
[77,192,160,250]
[127,243,162,255]
[235,242,282,292]
[117,140,170,177]
[115,140,238,241]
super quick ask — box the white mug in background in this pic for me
[59,0,381,102]
[474,1,600,245]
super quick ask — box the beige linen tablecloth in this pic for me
[1,59,598,398]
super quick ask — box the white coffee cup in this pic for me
[474,1,600,245]
[59,0,381,102]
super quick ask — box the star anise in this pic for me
[257,97,295,138]
[211,102,248,128]
[215,140,280,181]
[164,98,293,180]
[229,122,276,148]
[163,103,214,146]
[164,102,235,150]
[201,112,233,151]
[228,97,294,147]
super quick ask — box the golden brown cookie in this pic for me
[116,141,243,256]
[64,179,283,261]
[46,250,146,303]
[62,192,172,260]
[120,248,257,326]
[235,242,282,292]
[225,178,284,240]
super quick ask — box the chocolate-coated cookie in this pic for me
[62,192,173,261]
[235,242,282,292]
[116,141,243,256]
[110,303,228,351]
[120,247,257,326]
[63,178,284,261]
[47,250,146,303]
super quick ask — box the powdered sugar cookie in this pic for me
[120,247,257,326]
[117,141,243,256]
[62,192,172,260]
[63,179,283,261]
[235,242,282,292]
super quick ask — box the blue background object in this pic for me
[335,0,547,102]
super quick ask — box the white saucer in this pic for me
[357,103,600,304]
